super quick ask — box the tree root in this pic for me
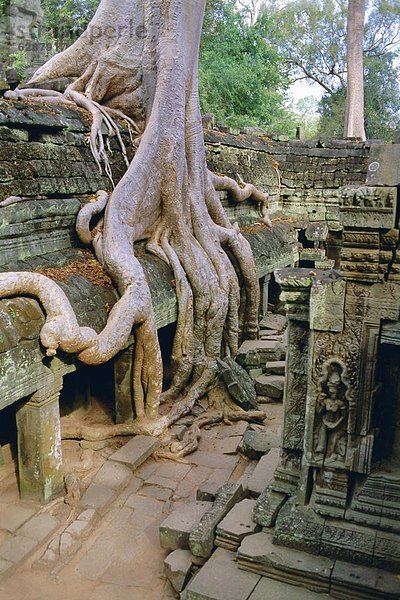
[0,0,270,453]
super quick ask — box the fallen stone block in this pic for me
[217,357,258,410]
[254,375,284,399]
[164,549,193,593]
[109,435,160,471]
[236,340,282,369]
[247,448,280,497]
[189,483,245,559]
[259,313,287,333]
[185,547,260,600]
[196,481,223,502]
[159,501,212,550]
[215,499,260,551]
[242,430,280,460]
[264,360,286,375]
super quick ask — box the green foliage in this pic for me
[10,50,27,80]
[41,0,99,47]
[199,0,291,129]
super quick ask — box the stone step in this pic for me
[109,435,160,471]
[259,313,287,333]
[237,531,400,600]
[236,340,283,369]
[254,375,285,399]
[265,360,286,376]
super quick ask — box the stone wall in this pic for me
[205,130,371,230]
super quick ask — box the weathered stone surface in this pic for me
[185,548,260,600]
[237,341,283,369]
[0,505,35,533]
[254,375,285,400]
[0,535,37,564]
[248,576,329,600]
[366,143,400,186]
[264,361,286,375]
[189,483,245,558]
[237,531,333,594]
[331,560,400,600]
[109,436,160,471]
[17,513,59,543]
[248,448,280,497]
[159,502,212,551]
[164,549,193,593]
[196,481,223,502]
[217,357,258,411]
[215,499,260,551]
[259,313,287,333]
[242,430,280,460]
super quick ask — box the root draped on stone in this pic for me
[0,0,271,444]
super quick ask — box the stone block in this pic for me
[80,483,116,514]
[125,493,164,515]
[259,313,287,333]
[247,448,280,497]
[216,499,259,551]
[236,340,282,369]
[331,560,400,599]
[91,461,132,491]
[109,435,160,471]
[248,576,328,600]
[254,375,284,400]
[159,501,211,550]
[189,483,245,558]
[242,430,280,460]
[366,143,400,186]
[164,549,193,593]
[196,481,223,502]
[264,361,286,375]
[185,548,260,600]
[237,532,333,593]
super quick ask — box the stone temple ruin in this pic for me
[0,96,399,599]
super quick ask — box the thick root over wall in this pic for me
[1,0,270,450]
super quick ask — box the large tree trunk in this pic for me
[1,0,267,440]
[344,0,366,140]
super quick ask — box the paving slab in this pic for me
[17,513,59,543]
[218,421,249,438]
[0,505,35,533]
[80,483,116,514]
[109,435,160,471]
[331,559,400,599]
[125,493,164,515]
[159,501,212,550]
[189,451,238,471]
[247,448,280,497]
[0,535,37,564]
[91,461,132,490]
[154,463,192,480]
[185,548,260,600]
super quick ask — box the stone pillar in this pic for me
[259,274,271,320]
[114,347,135,424]
[16,377,64,503]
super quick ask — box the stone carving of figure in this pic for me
[314,360,349,466]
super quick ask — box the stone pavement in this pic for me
[0,404,288,600]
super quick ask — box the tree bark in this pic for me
[344,0,366,140]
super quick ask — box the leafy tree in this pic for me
[199,1,290,129]
[319,52,400,140]
[261,0,400,139]
[41,0,99,47]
